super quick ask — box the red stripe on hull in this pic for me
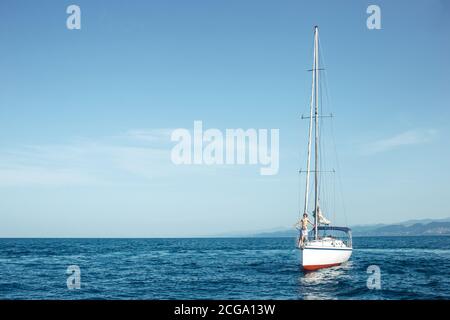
[303,263,341,271]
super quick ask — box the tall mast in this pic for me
[303,27,316,216]
[313,26,319,240]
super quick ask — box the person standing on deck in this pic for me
[296,213,314,248]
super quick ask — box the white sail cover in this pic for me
[317,207,331,225]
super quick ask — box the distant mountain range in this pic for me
[351,219,450,237]
[243,217,450,237]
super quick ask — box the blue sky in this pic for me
[0,0,449,237]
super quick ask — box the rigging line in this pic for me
[314,32,339,223]
[308,30,318,216]
[325,90,349,226]
[298,170,303,220]
[322,42,334,220]
[333,171,336,225]
[318,35,333,218]
[319,88,325,209]
[318,32,349,227]
[298,33,316,219]
[298,122,308,218]
[318,32,339,225]
[331,118,348,227]
[318,48,328,214]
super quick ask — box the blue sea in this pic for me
[0,236,449,300]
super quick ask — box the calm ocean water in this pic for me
[0,236,449,300]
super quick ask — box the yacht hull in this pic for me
[300,243,352,271]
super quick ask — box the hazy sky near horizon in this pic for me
[1,0,449,237]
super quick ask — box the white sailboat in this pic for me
[297,26,352,271]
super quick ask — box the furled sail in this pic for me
[317,207,331,225]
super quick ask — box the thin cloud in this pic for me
[362,129,437,155]
[125,128,174,142]
[0,166,100,187]
[0,129,174,187]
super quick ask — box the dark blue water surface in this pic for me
[0,237,449,299]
